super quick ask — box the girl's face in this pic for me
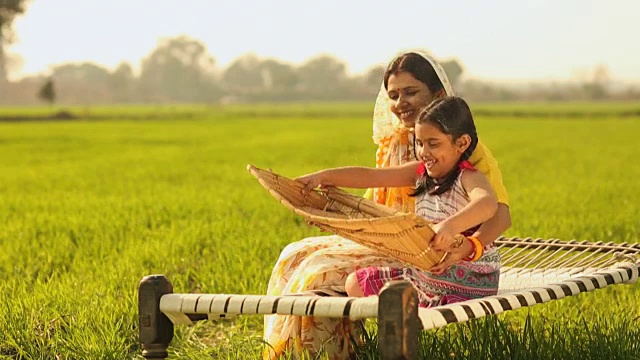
[386,71,434,128]
[414,122,470,180]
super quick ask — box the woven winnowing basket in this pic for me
[248,165,445,271]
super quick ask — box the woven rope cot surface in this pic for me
[247,164,445,270]
[495,237,640,292]
[418,264,639,330]
[157,263,639,330]
[157,237,640,328]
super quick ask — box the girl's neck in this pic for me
[434,162,462,183]
[433,172,455,185]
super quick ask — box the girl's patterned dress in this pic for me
[262,170,501,359]
[356,171,501,306]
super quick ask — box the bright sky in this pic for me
[9,0,640,83]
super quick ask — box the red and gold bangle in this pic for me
[461,239,476,262]
[468,236,484,261]
[462,236,484,262]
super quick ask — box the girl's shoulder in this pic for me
[460,168,493,195]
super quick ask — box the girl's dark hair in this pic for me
[412,96,478,197]
[383,52,445,97]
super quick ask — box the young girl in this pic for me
[296,96,501,305]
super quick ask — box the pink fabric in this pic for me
[356,267,403,297]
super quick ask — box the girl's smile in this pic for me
[415,122,469,181]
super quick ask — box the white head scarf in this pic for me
[372,50,455,145]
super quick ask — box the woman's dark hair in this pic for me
[383,52,445,97]
[412,96,478,197]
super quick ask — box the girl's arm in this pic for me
[435,170,499,235]
[296,161,420,194]
[429,170,498,274]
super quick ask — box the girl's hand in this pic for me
[295,171,332,195]
[429,222,457,252]
[429,233,474,275]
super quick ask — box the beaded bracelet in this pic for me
[462,236,484,262]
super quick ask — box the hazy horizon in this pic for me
[7,0,640,84]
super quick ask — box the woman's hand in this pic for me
[295,171,333,195]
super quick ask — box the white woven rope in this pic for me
[160,293,379,325]
[158,238,639,329]
[418,264,639,329]
[159,264,638,329]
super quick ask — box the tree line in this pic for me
[2,35,464,105]
[1,1,638,105]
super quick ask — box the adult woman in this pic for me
[263,51,511,360]
[367,51,511,272]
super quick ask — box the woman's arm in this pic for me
[468,141,512,244]
[470,141,510,206]
[472,204,511,245]
[296,161,420,194]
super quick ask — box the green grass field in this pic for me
[0,103,639,359]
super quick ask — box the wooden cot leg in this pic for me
[138,275,174,359]
[378,281,420,360]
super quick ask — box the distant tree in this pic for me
[52,62,111,84]
[363,64,385,92]
[5,50,22,77]
[139,35,218,102]
[222,53,263,94]
[221,55,299,101]
[338,65,385,101]
[109,62,135,102]
[38,77,55,104]
[259,58,297,92]
[458,79,511,102]
[0,0,29,83]
[440,59,464,89]
[582,63,610,100]
[50,62,112,103]
[296,54,348,99]
[621,85,640,101]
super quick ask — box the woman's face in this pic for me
[387,71,434,128]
